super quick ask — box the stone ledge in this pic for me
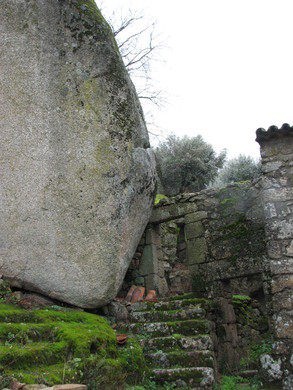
[256,123,293,143]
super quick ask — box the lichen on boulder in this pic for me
[0,0,156,307]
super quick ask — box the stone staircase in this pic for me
[127,293,216,389]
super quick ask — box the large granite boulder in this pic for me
[0,0,156,308]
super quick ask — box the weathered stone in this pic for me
[185,211,208,224]
[186,238,207,265]
[286,240,293,257]
[103,301,129,322]
[218,298,236,324]
[257,126,293,385]
[262,161,283,173]
[260,354,283,382]
[185,222,204,239]
[0,0,156,308]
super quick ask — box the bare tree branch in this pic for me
[96,3,167,136]
[113,15,143,36]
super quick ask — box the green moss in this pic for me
[232,294,251,304]
[217,375,261,390]
[6,364,66,386]
[219,375,246,390]
[149,350,214,369]
[0,303,145,387]
[217,215,266,261]
[219,197,237,206]
[117,338,147,384]
[0,341,68,369]
[240,339,273,369]
[154,194,169,205]
[167,319,211,335]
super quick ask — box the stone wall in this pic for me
[120,181,269,372]
[256,124,293,387]
[122,181,266,296]
[120,125,293,385]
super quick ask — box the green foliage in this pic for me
[155,134,226,195]
[249,340,272,362]
[217,375,261,390]
[213,155,261,187]
[219,375,245,390]
[117,338,147,384]
[126,380,176,390]
[240,339,273,369]
[232,294,251,304]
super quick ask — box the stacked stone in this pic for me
[256,124,293,387]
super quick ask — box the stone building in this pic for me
[122,124,293,388]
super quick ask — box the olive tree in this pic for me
[156,134,226,195]
[213,155,261,187]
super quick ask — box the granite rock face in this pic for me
[0,0,156,308]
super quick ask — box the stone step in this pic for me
[0,323,57,344]
[151,367,214,388]
[129,306,206,323]
[146,350,214,369]
[142,334,213,352]
[161,293,201,301]
[127,319,211,337]
[0,341,67,368]
[5,363,65,384]
[131,298,211,313]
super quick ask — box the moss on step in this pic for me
[129,319,211,338]
[5,364,65,387]
[167,293,201,301]
[152,367,213,384]
[167,319,211,336]
[131,307,205,323]
[147,350,214,369]
[0,323,56,343]
[0,303,146,388]
[0,341,68,368]
[134,297,212,313]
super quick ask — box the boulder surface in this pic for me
[0,0,156,307]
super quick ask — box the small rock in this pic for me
[19,293,55,309]
[260,354,283,381]
[125,285,137,303]
[131,286,145,304]
[104,301,129,322]
[145,290,157,302]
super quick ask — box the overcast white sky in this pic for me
[96,0,293,159]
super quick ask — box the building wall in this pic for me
[120,125,293,384]
[256,125,293,387]
[120,181,269,371]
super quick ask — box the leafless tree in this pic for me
[97,3,164,107]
